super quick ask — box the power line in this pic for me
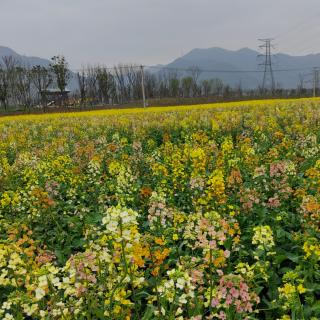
[70,65,144,73]
[68,64,320,76]
[274,12,320,40]
[274,12,320,56]
[145,65,313,74]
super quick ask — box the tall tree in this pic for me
[50,55,70,93]
[15,66,33,111]
[181,77,193,98]
[187,66,202,97]
[169,78,180,98]
[0,56,18,110]
[31,65,52,110]
[0,67,9,110]
[77,68,87,105]
[97,67,113,104]
[201,80,211,97]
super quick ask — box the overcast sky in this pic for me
[1,0,320,69]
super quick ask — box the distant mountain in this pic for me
[156,47,320,89]
[0,46,51,67]
[0,46,77,90]
[2,45,320,90]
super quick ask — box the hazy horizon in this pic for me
[1,0,320,68]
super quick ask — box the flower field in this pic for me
[0,98,320,320]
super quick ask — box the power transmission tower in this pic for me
[258,38,275,94]
[313,67,319,97]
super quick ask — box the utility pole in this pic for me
[140,65,146,108]
[313,67,319,97]
[258,38,275,94]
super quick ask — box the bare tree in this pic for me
[114,64,130,104]
[15,66,34,111]
[236,81,243,97]
[211,78,224,96]
[181,77,193,98]
[85,65,98,105]
[0,66,9,110]
[96,67,115,104]
[144,72,157,99]
[125,65,139,100]
[167,70,180,98]
[201,80,211,97]
[31,65,52,110]
[1,56,19,110]
[297,73,306,97]
[187,66,202,97]
[77,68,87,105]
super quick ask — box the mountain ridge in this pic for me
[1,45,320,89]
[0,46,51,67]
[159,46,320,89]
[0,46,79,90]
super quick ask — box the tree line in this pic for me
[0,55,311,112]
[76,64,226,106]
[0,56,71,111]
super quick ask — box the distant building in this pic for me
[41,88,71,106]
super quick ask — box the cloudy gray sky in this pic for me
[1,0,320,68]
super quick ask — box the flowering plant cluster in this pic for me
[0,98,320,319]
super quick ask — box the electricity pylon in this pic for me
[258,38,275,93]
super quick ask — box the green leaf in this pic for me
[142,305,156,320]
[285,252,301,263]
[310,300,320,314]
